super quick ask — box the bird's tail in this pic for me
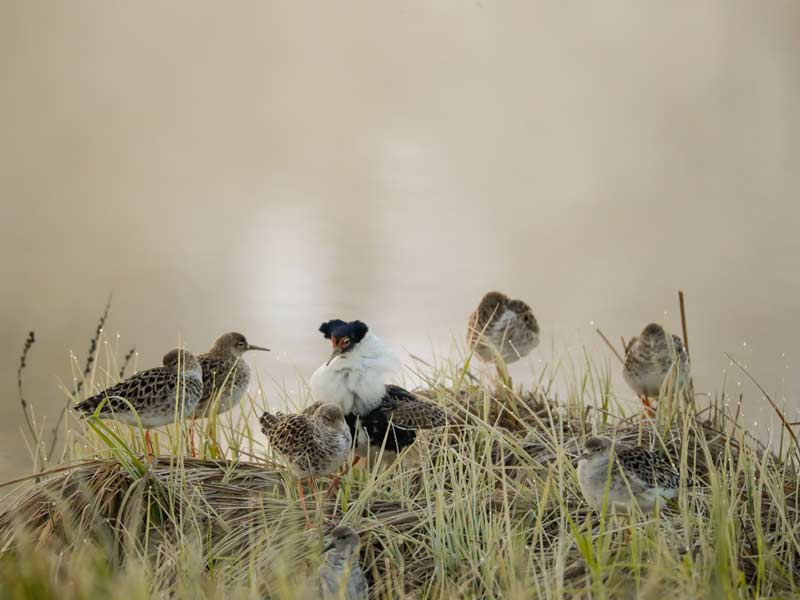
[74,394,104,416]
[259,411,280,435]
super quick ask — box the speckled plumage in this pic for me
[196,354,250,414]
[74,349,203,429]
[467,291,539,363]
[623,323,691,399]
[379,384,448,429]
[193,332,269,417]
[306,384,448,456]
[577,435,690,514]
[260,403,351,479]
[317,526,368,600]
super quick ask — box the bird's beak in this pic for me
[326,346,343,366]
[322,542,335,553]
[247,344,270,352]
[579,452,590,461]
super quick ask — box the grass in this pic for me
[0,333,798,599]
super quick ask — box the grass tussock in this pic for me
[0,336,799,599]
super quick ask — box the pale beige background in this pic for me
[1,1,798,480]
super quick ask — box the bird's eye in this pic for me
[341,338,350,347]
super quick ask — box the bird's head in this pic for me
[323,525,361,555]
[314,403,347,432]
[641,323,667,339]
[210,332,269,357]
[319,319,369,365]
[580,435,613,461]
[476,291,508,319]
[162,348,201,373]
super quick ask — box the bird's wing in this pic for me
[259,411,281,434]
[263,414,315,456]
[506,299,539,334]
[349,568,369,600]
[469,293,507,335]
[616,445,682,490]
[380,385,447,430]
[201,355,241,388]
[317,560,368,600]
[75,369,169,414]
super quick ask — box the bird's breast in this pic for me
[310,363,385,415]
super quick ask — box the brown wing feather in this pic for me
[467,291,508,348]
[261,413,316,455]
[75,368,169,414]
[380,385,447,429]
[506,299,539,335]
[616,445,685,489]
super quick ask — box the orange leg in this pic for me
[641,395,655,417]
[326,477,341,500]
[298,480,312,529]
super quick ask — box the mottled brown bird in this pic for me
[194,332,269,417]
[467,291,540,364]
[260,403,351,526]
[309,319,448,466]
[623,323,691,412]
[74,348,203,458]
[578,435,691,514]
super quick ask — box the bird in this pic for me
[466,291,539,389]
[576,435,689,515]
[317,525,368,600]
[308,319,447,465]
[260,403,351,526]
[193,332,269,417]
[74,348,203,458]
[623,323,691,412]
[467,291,539,364]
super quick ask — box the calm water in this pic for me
[1,1,798,481]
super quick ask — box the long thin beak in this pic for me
[326,346,343,366]
[322,542,335,553]
[247,344,270,352]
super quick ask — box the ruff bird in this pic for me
[74,348,203,457]
[260,403,351,526]
[577,435,690,514]
[194,331,269,417]
[467,291,539,364]
[623,323,690,412]
[309,319,447,465]
[317,526,368,600]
